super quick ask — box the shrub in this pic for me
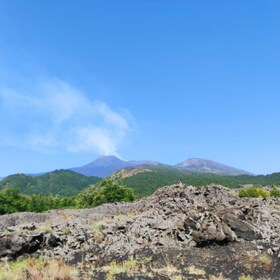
[239,186,270,198]
[75,179,136,208]
[270,186,280,197]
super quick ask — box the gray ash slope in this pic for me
[1,184,280,279]
[175,158,252,175]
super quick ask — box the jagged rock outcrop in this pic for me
[1,184,280,279]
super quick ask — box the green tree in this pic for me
[75,179,136,208]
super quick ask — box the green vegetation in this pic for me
[122,164,238,196]
[270,186,280,197]
[121,165,280,197]
[105,257,138,280]
[0,170,100,196]
[0,188,74,214]
[0,257,79,280]
[238,275,253,280]
[0,179,136,215]
[239,185,280,198]
[35,225,53,234]
[237,172,280,185]
[75,179,136,208]
[239,186,270,198]
[1,164,280,215]
[2,165,280,199]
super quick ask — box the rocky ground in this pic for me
[1,184,280,279]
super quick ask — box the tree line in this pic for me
[0,179,136,215]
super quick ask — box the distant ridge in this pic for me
[2,156,253,179]
[175,158,252,175]
[70,155,159,177]
[70,155,252,177]
[0,170,100,196]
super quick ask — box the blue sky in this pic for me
[0,1,280,176]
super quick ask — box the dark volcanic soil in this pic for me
[1,184,280,279]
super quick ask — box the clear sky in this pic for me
[0,0,280,176]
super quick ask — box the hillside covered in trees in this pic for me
[119,165,280,196]
[0,170,100,196]
[0,179,136,214]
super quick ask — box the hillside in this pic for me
[175,158,252,175]
[0,170,100,196]
[2,162,280,198]
[1,184,280,279]
[113,165,280,196]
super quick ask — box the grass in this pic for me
[257,254,273,271]
[91,223,102,233]
[209,273,230,280]
[35,225,53,234]
[238,274,253,280]
[61,226,71,235]
[153,263,181,279]
[113,212,134,220]
[188,265,206,276]
[90,216,119,234]
[0,257,80,280]
[103,255,158,280]
[90,219,111,233]
[151,252,181,280]
[105,257,138,280]
[103,256,212,280]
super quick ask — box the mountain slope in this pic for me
[70,155,159,177]
[120,164,241,196]
[0,170,100,196]
[111,165,280,197]
[70,155,252,177]
[175,158,252,175]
